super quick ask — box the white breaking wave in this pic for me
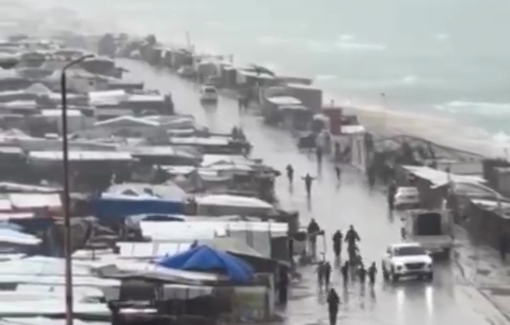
[400,75,417,84]
[335,41,386,51]
[315,75,337,81]
[7,0,510,158]
[339,34,355,41]
[259,36,387,54]
[434,33,449,42]
[257,36,295,45]
[492,131,510,143]
[436,101,510,116]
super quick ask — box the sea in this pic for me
[4,0,510,148]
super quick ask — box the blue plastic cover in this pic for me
[92,197,185,224]
[158,245,254,283]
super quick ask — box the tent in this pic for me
[158,245,254,283]
[92,197,185,224]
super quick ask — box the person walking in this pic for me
[307,218,320,258]
[332,230,342,260]
[278,266,289,305]
[324,261,332,287]
[317,261,324,288]
[358,264,367,284]
[302,173,315,197]
[286,164,294,184]
[368,262,377,285]
[238,96,244,112]
[316,147,323,164]
[334,165,341,181]
[327,288,340,325]
[499,232,509,262]
[341,260,349,284]
[388,180,397,210]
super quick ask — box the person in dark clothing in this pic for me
[278,266,289,305]
[231,126,239,138]
[345,225,361,248]
[358,264,367,284]
[286,164,294,184]
[238,97,244,112]
[368,262,377,285]
[333,230,343,259]
[307,218,320,258]
[324,262,332,287]
[335,165,341,181]
[316,147,323,164]
[341,261,349,284]
[367,166,375,188]
[317,261,324,288]
[302,173,315,197]
[308,218,320,234]
[388,180,397,210]
[334,143,341,161]
[499,233,509,262]
[288,238,294,268]
[327,288,340,325]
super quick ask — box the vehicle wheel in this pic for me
[382,265,389,281]
[443,248,451,259]
[391,268,399,282]
[425,273,434,281]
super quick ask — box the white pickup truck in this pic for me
[401,209,454,258]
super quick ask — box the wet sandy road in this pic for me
[119,59,508,325]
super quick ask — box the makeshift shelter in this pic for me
[196,194,274,216]
[103,183,187,202]
[158,245,254,283]
[92,196,186,225]
[0,228,41,246]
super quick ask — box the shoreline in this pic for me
[5,0,508,159]
[116,35,507,159]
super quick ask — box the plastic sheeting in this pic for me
[103,183,187,202]
[158,245,254,283]
[0,229,41,245]
[197,195,273,209]
[92,197,185,223]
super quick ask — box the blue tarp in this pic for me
[92,197,185,224]
[158,245,254,283]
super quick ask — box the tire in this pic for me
[391,268,399,282]
[425,272,434,281]
[382,264,389,281]
[442,248,451,259]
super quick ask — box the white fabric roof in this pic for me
[0,229,41,245]
[402,165,486,188]
[266,96,302,105]
[197,194,273,209]
[29,151,132,161]
[140,220,287,241]
[94,115,160,127]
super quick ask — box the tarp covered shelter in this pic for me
[92,197,185,224]
[158,245,254,283]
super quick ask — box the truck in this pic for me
[401,209,454,259]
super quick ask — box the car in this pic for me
[177,65,195,78]
[394,186,420,210]
[200,85,218,103]
[382,242,433,282]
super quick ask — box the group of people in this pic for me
[307,220,378,282]
[305,222,378,325]
[285,163,342,198]
[286,164,316,197]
